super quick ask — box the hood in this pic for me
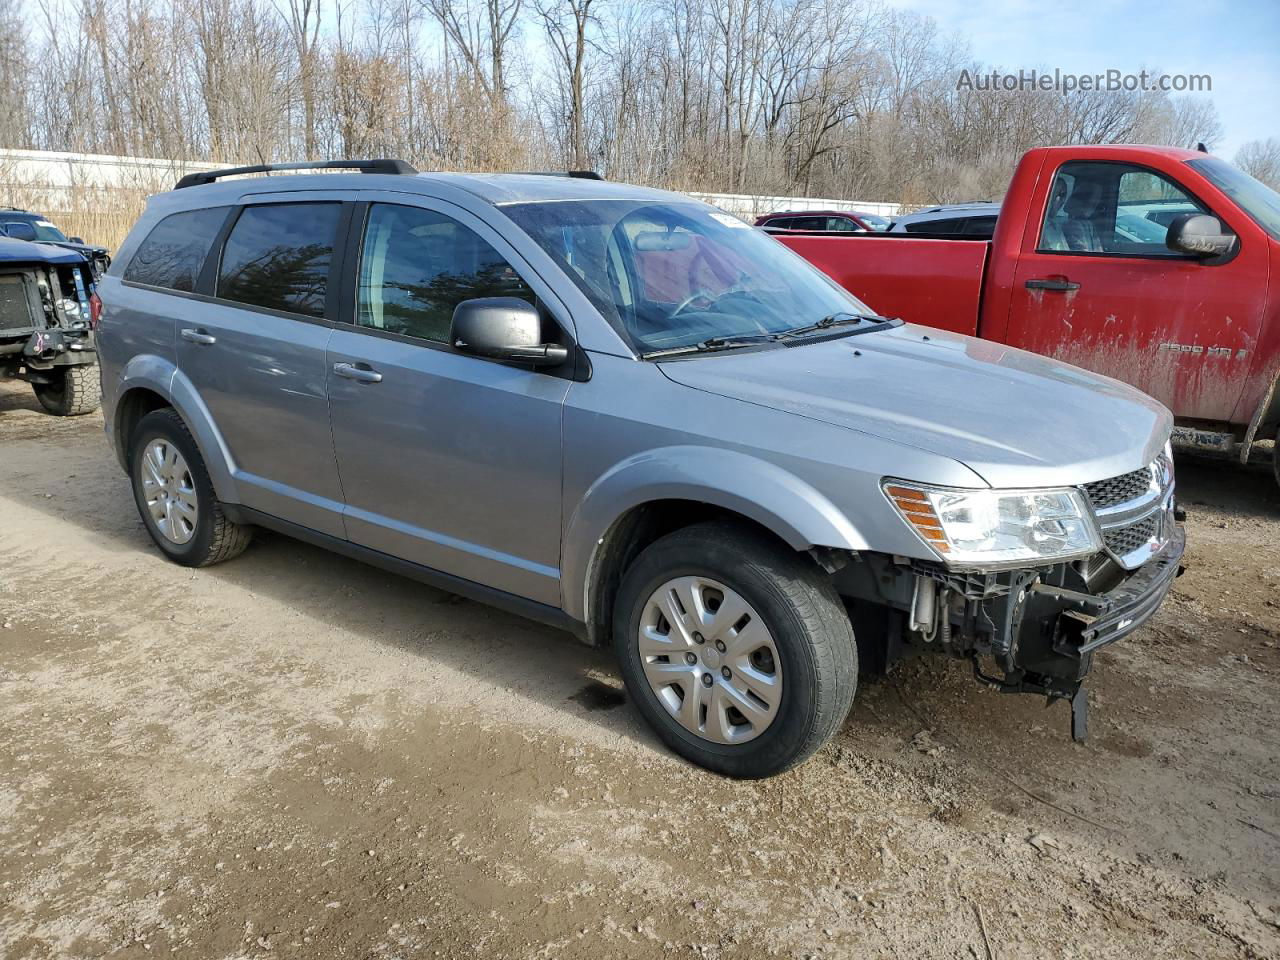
[0,237,89,266]
[657,324,1172,488]
[54,240,109,257]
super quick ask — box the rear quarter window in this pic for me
[123,207,229,292]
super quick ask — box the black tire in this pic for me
[1273,427,1279,491]
[32,364,101,416]
[613,521,857,778]
[128,408,252,567]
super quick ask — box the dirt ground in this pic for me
[0,379,1277,960]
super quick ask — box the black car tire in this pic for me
[1273,426,1280,491]
[32,364,101,416]
[613,520,857,778]
[129,408,252,567]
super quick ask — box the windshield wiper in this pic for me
[775,311,894,340]
[641,335,774,359]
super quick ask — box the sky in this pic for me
[886,0,1280,158]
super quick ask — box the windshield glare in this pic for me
[502,199,875,353]
[1187,156,1280,241]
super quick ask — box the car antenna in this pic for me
[1196,142,1208,153]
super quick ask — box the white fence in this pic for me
[1,147,899,219]
[688,191,900,219]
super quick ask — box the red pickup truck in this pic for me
[778,145,1280,485]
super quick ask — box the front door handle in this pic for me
[332,361,383,384]
[1024,277,1081,292]
[180,328,217,345]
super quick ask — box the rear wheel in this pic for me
[613,521,857,778]
[32,364,100,416]
[128,408,252,566]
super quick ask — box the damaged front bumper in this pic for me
[834,523,1186,740]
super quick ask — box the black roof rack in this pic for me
[508,170,604,180]
[175,158,417,190]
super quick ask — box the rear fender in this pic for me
[112,355,240,503]
[561,445,868,623]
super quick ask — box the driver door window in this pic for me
[357,203,535,343]
[1038,162,1214,257]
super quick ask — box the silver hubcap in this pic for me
[141,439,198,545]
[637,576,782,745]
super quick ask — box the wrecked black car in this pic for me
[0,237,99,415]
[1,208,111,280]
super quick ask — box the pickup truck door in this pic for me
[325,196,571,606]
[1002,158,1266,421]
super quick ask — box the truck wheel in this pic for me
[32,364,101,416]
[128,408,252,567]
[613,521,857,778]
[1273,427,1280,490]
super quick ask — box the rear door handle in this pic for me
[1024,278,1081,292]
[332,361,383,384]
[180,328,217,345]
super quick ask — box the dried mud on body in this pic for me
[1,380,1278,959]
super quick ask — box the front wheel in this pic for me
[1273,427,1280,491]
[613,521,857,778]
[32,364,101,416]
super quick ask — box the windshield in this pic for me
[2,216,68,242]
[1186,156,1280,241]
[502,199,876,354]
[860,213,891,231]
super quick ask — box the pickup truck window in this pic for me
[1038,161,1210,257]
[503,199,874,354]
[1187,156,1280,241]
[355,203,535,343]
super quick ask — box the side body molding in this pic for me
[560,445,869,623]
[111,355,242,504]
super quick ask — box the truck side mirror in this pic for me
[69,236,84,244]
[1166,214,1235,259]
[451,297,569,367]
[3,221,37,242]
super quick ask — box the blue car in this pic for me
[0,208,111,279]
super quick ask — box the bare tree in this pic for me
[278,0,323,158]
[0,0,31,147]
[534,0,599,169]
[1235,137,1280,190]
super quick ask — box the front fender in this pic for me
[561,445,869,623]
[113,356,241,504]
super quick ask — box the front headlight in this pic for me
[883,481,1101,566]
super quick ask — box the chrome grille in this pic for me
[1103,514,1159,557]
[1083,466,1155,509]
[1083,452,1174,570]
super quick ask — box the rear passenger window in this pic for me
[960,215,997,236]
[904,218,961,234]
[123,207,228,292]
[356,203,534,343]
[217,203,342,318]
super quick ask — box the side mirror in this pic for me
[69,236,84,244]
[451,297,569,367]
[3,221,37,242]
[1166,214,1235,259]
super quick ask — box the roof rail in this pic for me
[174,158,418,190]
[509,170,605,180]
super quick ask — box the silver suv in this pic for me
[97,160,1184,778]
